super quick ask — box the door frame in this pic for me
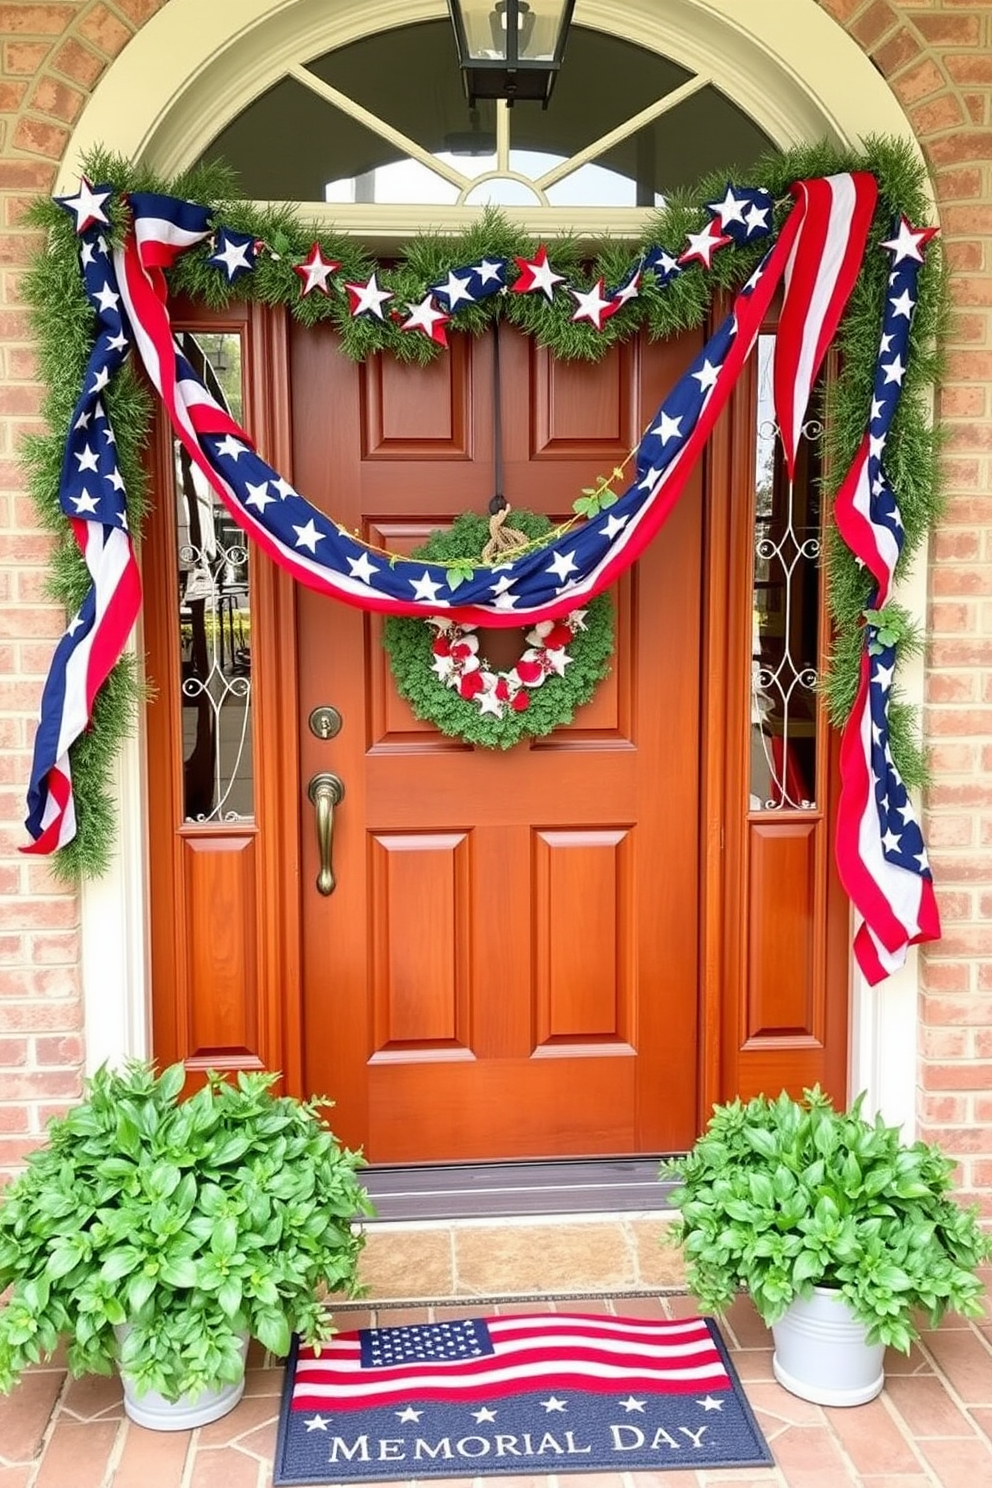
[68,0,931,1133]
[141,300,850,1128]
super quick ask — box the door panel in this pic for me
[293,323,703,1162]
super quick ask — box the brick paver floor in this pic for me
[2,1282,991,1488]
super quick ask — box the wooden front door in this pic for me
[145,300,851,1167]
[292,323,704,1163]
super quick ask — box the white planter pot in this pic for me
[770,1287,885,1407]
[115,1327,249,1431]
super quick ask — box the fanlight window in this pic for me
[196,21,775,209]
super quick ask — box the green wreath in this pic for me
[383,511,614,749]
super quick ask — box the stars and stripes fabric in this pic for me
[110,175,870,634]
[834,217,941,984]
[290,1313,731,1411]
[27,171,940,985]
[22,220,141,853]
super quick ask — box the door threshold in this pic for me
[360,1156,677,1221]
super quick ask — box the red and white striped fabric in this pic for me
[291,1313,730,1411]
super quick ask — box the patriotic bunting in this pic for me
[22,171,941,981]
[833,216,942,984]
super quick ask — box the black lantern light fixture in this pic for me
[447,0,576,108]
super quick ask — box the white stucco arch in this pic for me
[69,0,928,1134]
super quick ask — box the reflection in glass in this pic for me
[173,332,254,823]
[194,23,775,208]
[749,335,821,813]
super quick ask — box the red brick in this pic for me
[27,73,85,123]
[34,1033,83,1066]
[924,1061,992,1091]
[0,6,75,36]
[893,55,949,103]
[910,92,968,133]
[937,167,986,202]
[945,53,992,87]
[0,81,28,111]
[50,36,104,88]
[0,1036,28,1066]
[852,0,901,50]
[0,159,56,191]
[915,15,983,47]
[944,240,986,271]
[927,673,977,703]
[929,131,992,166]
[112,0,168,22]
[920,1092,972,1123]
[3,39,51,73]
[78,4,133,59]
[940,386,987,416]
[872,24,923,75]
[922,961,974,994]
[922,1025,973,1056]
[952,277,992,307]
[11,116,69,159]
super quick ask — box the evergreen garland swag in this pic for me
[22,135,945,878]
[384,513,614,749]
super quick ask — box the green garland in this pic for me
[21,135,945,877]
[383,513,613,749]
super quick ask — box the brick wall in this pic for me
[0,0,990,1199]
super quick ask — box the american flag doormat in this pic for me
[273,1311,773,1484]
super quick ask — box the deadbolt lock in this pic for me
[308,705,343,740]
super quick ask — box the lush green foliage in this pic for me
[383,511,614,748]
[662,1087,991,1351]
[23,135,944,872]
[0,1063,372,1401]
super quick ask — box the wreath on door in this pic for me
[382,510,614,748]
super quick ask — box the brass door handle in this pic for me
[307,772,345,896]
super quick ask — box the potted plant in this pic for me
[0,1061,373,1429]
[662,1086,991,1406]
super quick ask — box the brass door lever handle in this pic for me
[307,772,345,895]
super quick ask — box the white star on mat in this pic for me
[304,1414,330,1431]
[697,1395,724,1412]
[540,1395,567,1412]
[396,1406,422,1423]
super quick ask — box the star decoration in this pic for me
[294,242,341,296]
[56,176,113,234]
[880,216,938,264]
[292,518,324,553]
[692,358,721,393]
[473,257,507,289]
[433,269,476,311]
[93,282,120,314]
[344,272,393,320]
[71,491,100,515]
[395,1406,422,1423]
[271,476,296,499]
[471,1406,497,1423]
[610,265,642,308]
[546,550,579,582]
[209,230,256,282]
[410,570,445,603]
[708,185,748,228]
[652,411,682,444]
[304,1414,330,1431]
[569,277,618,331]
[619,1395,646,1412]
[679,219,733,269]
[347,552,379,584]
[244,480,275,512]
[75,445,99,473]
[644,246,681,283]
[215,434,247,461]
[511,245,565,301]
[600,512,628,539]
[889,287,916,319]
[399,294,451,347]
[696,1395,724,1412]
[540,1396,567,1412]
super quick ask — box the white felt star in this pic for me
[344,272,393,320]
[211,235,254,281]
[294,242,340,296]
[889,287,916,319]
[437,270,475,309]
[400,294,450,346]
[58,176,112,234]
[880,216,938,264]
[569,277,617,331]
[679,220,731,269]
[881,355,906,387]
[475,258,505,285]
[511,246,565,301]
[708,186,748,228]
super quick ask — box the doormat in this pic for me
[273,1311,773,1484]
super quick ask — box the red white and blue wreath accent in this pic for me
[429,612,588,716]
